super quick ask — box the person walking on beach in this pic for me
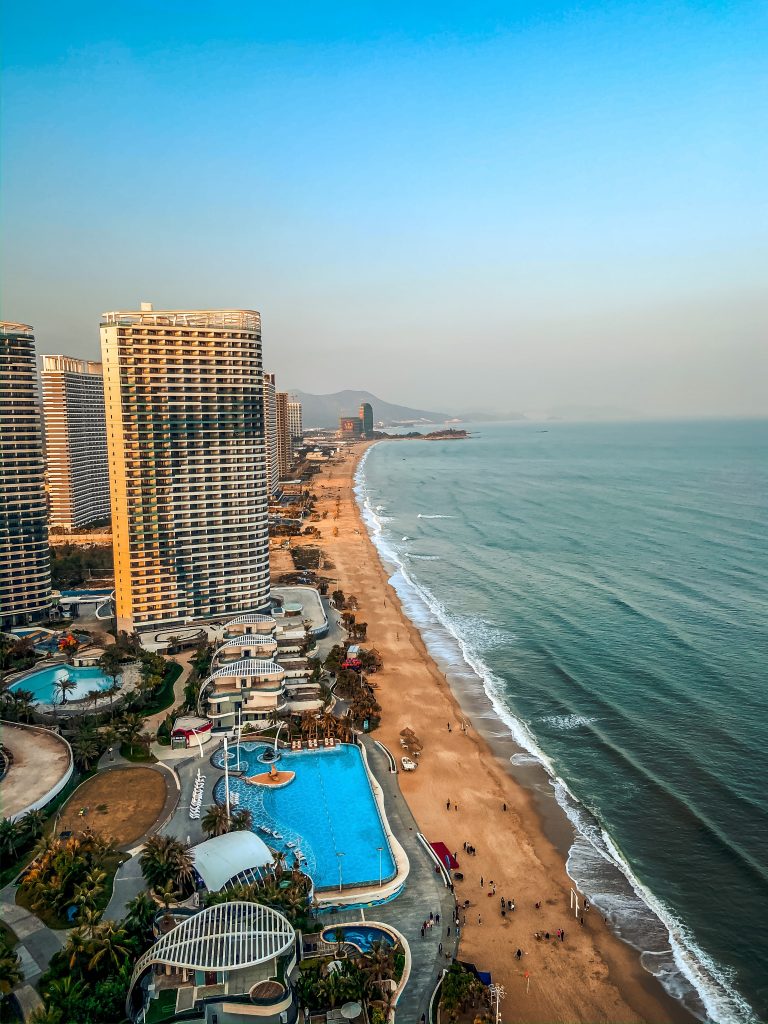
[561,929,565,941]
[429,912,434,922]
[480,876,484,887]
[438,942,443,954]
[478,914,482,925]
[447,722,451,732]
[446,799,451,811]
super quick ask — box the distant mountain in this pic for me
[289,389,452,429]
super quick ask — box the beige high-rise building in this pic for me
[275,391,291,479]
[1,322,51,628]
[287,398,303,442]
[262,372,279,496]
[100,305,271,633]
[41,355,110,531]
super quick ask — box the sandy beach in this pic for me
[287,441,692,1024]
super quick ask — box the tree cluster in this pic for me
[49,544,113,589]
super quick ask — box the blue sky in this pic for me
[2,1,766,416]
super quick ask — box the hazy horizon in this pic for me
[2,1,766,420]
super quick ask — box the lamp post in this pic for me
[377,846,383,887]
[235,706,243,771]
[223,735,231,819]
[337,851,345,892]
[489,983,505,1024]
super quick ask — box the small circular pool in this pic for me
[321,926,395,952]
[10,665,118,705]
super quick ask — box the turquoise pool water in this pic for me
[212,742,396,891]
[321,926,395,951]
[10,665,116,704]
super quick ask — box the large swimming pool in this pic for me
[10,665,117,704]
[212,742,396,892]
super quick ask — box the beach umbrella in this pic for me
[341,1002,362,1019]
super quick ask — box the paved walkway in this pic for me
[0,886,68,989]
[352,739,457,1023]
[100,761,181,920]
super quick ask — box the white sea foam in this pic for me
[540,713,598,731]
[353,446,758,1024]
[417,513,454,519]
[406,553,441,560]
[509,752,543,766]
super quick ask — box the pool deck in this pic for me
[329,738,459,1022]
[141,736,456,1021]
[0,722,73,821]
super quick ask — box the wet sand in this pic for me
[293,442,694,1024]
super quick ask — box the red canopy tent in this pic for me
[430,841,459,870]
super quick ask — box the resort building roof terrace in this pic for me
[211,659,285,681]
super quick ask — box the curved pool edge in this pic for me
[313,740,411,909]
[209,739,410,906]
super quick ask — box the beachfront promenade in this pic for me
[354,738,459,1021]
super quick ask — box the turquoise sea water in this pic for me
[356,420,767,1024]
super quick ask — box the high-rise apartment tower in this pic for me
[41,355,110,531]
[0,322,51,628]
[359,402,374,436]
[100,305,271,633]
[262,372,279,496]
[275,391,291,479]
[287,399,303,442]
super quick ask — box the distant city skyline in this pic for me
[2,1,766,418]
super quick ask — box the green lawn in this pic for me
[119,742,155,762]
[139,662,183,717]
[144,988,178,1024]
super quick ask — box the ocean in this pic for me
[354,419,768,1024]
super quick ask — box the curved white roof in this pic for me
[217,634,276,650]
[126,901,294,1012]
[212,659,284,679]
[226,612,275,626]
[192,831,273,892]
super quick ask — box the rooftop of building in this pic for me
[191,833,274,892]
[0,321,34,334]
[100,305,260,332]
[211,659,284,679]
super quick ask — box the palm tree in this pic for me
[119,713,145,755]
[87,921,131,973]
[201,804,230,838]
[71,731,101,770]
[140,835,194,894]
[230,808,253,832]
[8,688,35,722]
[19,809,46,844]
[54,674,77,706]
[0,819,22,860]
[0,939,22,998]
[64,927,91,971]
[125,891,156,940]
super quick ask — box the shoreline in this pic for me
[299,441,695,1024]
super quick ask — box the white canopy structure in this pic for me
[192,832,273,892]
[126,901,294,1013]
